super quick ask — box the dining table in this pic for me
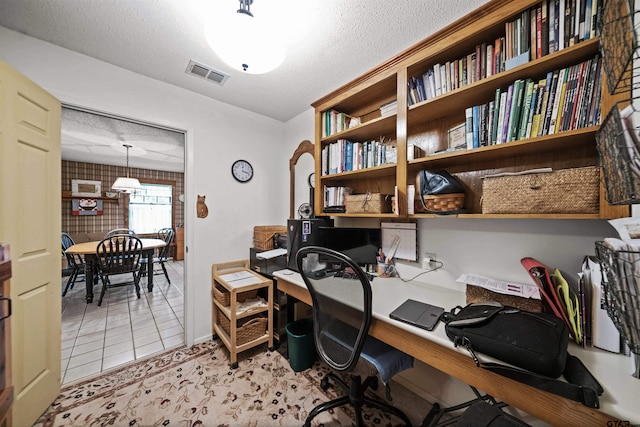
[65,238,167,303]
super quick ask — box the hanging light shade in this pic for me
[112,144,142,193]
[204,0,285,74]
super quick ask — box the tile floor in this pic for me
[60,260,185,384]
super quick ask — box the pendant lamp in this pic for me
[112,144,142,192]
[204,0,285,74]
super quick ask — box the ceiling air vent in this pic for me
[186,60,230,86]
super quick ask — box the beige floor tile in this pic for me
[68,348,103,369]
[102,349,135,370]
[135,340,164,358]
[103,340,134,357]
[64,360,102,384]
[162,333,185,349]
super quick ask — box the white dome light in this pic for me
[204,0,285,74]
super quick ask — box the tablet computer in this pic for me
[389,299,444,331]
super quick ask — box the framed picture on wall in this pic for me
[71,179,101,197]
[71,199,103,216]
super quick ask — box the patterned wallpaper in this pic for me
[62,160,184,235]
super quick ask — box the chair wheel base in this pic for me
[320,376,330,390]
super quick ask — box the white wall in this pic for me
[0,26,290,344]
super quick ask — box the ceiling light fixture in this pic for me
[204,0,285,74]
[112,144,142,193]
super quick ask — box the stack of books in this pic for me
[380,100,398,117]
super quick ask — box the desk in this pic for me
[274,270,639,427]
[66,238,167,303]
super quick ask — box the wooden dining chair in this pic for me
[141,227,174,284]
[105,228,137,238]
[94,234,144,306]
[61,232,86,296]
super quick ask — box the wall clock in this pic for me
[231,159,253,183]
[308,172,315,188]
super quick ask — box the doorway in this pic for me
[60,106,187,384]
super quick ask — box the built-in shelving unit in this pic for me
[312,0,630,220]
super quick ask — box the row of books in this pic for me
[408,0,601,106]
[321,139,396,176]
[463,55,602,149]
[321,109,361,138]
[323,186,349,208]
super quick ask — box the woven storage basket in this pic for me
[421,193,464,212]
[482,167,599,214]
[218,313,267,345]
[212,283,258,306]
[345,193,392,214]
[465,285,542,313]
[253,225,287,250]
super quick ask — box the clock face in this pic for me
[308,172,315,188]
[231,160,253,183]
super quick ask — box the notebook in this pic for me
[389,299,444,331]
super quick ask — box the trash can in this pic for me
[285,318,316,372]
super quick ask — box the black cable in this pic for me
[387,260,444,282]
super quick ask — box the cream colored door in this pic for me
[0,61,61,426]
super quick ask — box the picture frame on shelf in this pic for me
[71,179,101,197]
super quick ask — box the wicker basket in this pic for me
[212,283,259,306]
[345,193,393,214]
[217,313,267,345]
[482,167,599,214]
[253,225,287,250]
[421,193,464,212]
[465,284,542,313]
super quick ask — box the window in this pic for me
[129,184,173,234]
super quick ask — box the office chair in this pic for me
[94,234,144,306]
[141,227,174,283]
[296,246,413,427]
[61,232,86,296]
[105,228,137,238]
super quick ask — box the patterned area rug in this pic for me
[34,340,428,426]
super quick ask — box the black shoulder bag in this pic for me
[443,302,603,408]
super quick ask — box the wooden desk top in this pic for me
[65,238,166,255]
[274,269,639,426]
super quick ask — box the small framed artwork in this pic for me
[71,179,101,197]
[71,199,103,216]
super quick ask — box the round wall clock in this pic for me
[308,172,315,188]
[231,159,253,183]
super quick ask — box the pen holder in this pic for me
[595,241,640,378]
[377,261,387,276]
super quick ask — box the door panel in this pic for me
[0,60,61,427]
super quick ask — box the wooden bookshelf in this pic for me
[311,0,630,219]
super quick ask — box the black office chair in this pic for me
[296,246,413,427]
[61,232,86,296]
[141,227,174,283]
[105,228,137,238]
[94,234,144,306]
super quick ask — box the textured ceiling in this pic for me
[0,0,488,171]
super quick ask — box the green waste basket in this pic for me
[285,318,316,372]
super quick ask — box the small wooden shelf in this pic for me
[211,260,273,368]
[61,191,119,203]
